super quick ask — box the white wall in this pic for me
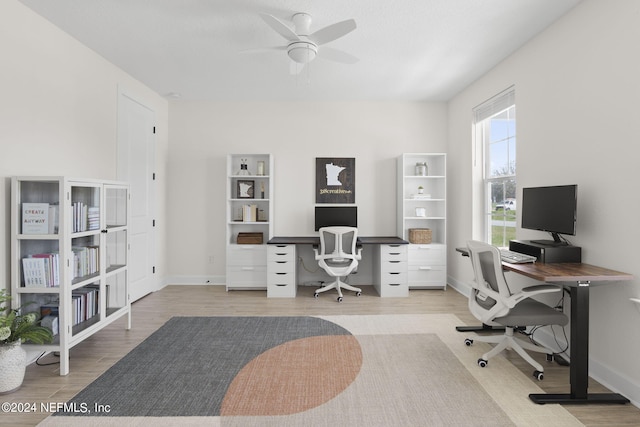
[448,0,640,405]
[167,101,447,280]
[0,1,169,291]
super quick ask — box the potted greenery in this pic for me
[0,289,53,394]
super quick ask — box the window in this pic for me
[473,88,516,247]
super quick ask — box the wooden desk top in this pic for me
[503,262,633,283]
[455,246,632,284]
[268,236,408,245]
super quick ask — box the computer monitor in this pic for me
[521,184,577,246]
[314,206,357,231]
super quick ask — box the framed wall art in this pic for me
[315,157,355,204]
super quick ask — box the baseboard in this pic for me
[162,275,226,286]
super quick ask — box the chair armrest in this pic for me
[355,247,362,260]
[506,284,560,307]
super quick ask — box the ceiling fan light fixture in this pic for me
[288,41,317,64]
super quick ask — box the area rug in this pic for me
[39,314,582,426]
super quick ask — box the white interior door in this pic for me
[117,89,156,302]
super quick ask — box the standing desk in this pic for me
[501,262,633,404]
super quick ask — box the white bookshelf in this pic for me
[226,154,274,290]
[10,177,131,376]
[397,154,447,289]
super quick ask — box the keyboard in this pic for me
[500,249,537,264]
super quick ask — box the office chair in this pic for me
[464,240,568,380]
[313,226,362,302]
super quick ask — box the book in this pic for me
[22,203,49,234]
[242,204,258,222]
[22,257,47,287]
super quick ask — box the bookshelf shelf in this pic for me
[11,177,131,376]
[226,154,274,290]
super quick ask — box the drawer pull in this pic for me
[419,266,432,271]
[389,283,401,287]
[389,260,400,264]
[276,261,287,264]
[276,253,288,256]
[276,272,287,275]
[241,267,255,271]
[276,284,288,287]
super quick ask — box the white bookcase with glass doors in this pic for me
[10,176,131,376]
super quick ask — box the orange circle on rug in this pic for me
[221,335,362,416]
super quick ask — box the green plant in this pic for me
[0,289,53,345]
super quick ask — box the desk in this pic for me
[267,236,408,298]
[457,246,633,404]
[503,262,632,405]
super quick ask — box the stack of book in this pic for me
[71,246,100,279]
[242,204,258,222]
[22,253,60,287]
[72,203,100,232]
[72,285,99,325]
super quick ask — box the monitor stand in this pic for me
[531,232,568,247]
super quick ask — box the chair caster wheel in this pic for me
[478,358,488,368]
[464,338,473,346]
[355,291,361,297]
[337,297,343,302]
[533,370,544,381]
[314,293,319,299]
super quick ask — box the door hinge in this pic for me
[152,172,156,180]
[153,126,156,134]
[153,266,156,274]
[152,219,156,227]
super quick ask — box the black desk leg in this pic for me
[529,283,629,405]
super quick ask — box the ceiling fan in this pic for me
[251,12,358,72]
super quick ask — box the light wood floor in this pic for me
[3,285,639,426]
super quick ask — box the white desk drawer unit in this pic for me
[267,244,297,298]
[408,244,446,289]
[226,245,267,290]
[374,244,409,297]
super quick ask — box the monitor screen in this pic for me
[521,184,577,244]
[314,206,357,231]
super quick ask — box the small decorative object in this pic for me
[417,186,424,194]
[260,182,265,199]
[415,162,428,176]
[0,290,53,394]
[257,161,265,176]
[415,207,426,217]
[237,180,255,199]
[237,158,251,176]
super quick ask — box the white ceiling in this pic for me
[20,0,581,102]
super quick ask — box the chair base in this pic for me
[468,326,552,373]
[314,278,362,302]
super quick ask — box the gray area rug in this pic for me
[40,314,582,426]
[54,316,351,417]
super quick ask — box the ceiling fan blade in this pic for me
[259,13,300,42]
[310,19,356,45]
[318,46,359,64]
[239,46,287,55]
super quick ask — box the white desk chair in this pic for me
[464,240,568,380]
[313,226,362,302]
